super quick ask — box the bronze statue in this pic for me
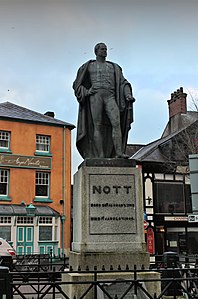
[73,42,135,159]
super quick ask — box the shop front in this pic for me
[0,204,60,255]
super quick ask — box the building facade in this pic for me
[129,87,198,259]
[0,102,74,256]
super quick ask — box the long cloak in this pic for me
[73,60,134,159]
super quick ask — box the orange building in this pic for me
[0,102,74,256]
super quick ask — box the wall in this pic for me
[0,119,72,254]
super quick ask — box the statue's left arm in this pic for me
[114,63,135,151]
[123,84,135,103]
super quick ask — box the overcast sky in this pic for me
[0,0,198,175]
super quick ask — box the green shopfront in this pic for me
[0,204,60,255]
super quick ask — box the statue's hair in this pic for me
[94,43,106,55]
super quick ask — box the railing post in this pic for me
[0,266,12,299]
[53,267,56,299]
[94,268,97,299]
[134,265,137,296]
[50,249,53,271]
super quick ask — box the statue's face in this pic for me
[97,44,107,58]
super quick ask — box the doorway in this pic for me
[17,226,34,254]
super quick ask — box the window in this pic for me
[0,169,9,196]
[39,226,52,241]
[39,217,53,224]
[36,135,50,153]
[0,131,10,151]
[0,226,11,241]
[154,181,185,214]
[35,172,49,197]
[185,184,192,213]
[188,230,198,254]
[0,216,11,224]
[16,217,34,224]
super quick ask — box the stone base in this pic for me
[69,251,150,271]
[72,164,146,253]
[62,271,161,299]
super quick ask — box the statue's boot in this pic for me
[113,137,129,159]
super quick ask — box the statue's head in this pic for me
[94,43,107,57]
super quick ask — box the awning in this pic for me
[0,204,60,217]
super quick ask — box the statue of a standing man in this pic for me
[73,42,135,159]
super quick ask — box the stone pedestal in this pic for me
[70,159,149,270]
[62,271,161,299]
[62,159,161,298]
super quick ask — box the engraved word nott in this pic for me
[92,185,132,194]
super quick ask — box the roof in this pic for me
[0,101,75,129]
[131,118,198,163]
[162,111,198,138]
[0,204,60,216]
[131,132,178,162]
[126,144,144,157]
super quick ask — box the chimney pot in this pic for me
[44,111,55,118]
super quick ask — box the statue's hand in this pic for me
[88,86,97,95]
[126,95,133,102]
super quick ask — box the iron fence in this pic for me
[0,263,197,299]
[0,254,198,299]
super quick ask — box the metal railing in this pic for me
[0,264,197,299]
[0,253,198,298]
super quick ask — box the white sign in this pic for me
[188,215,198,222]
[165,216,187,221]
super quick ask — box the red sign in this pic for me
[147,227,155,255]
[144,220,148,230]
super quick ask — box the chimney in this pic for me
[167,87,187,118]
[44,111,55,118]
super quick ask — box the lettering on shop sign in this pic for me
[89,174,137,235]
[0,154,51,169]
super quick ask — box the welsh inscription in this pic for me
[89,174,136,234]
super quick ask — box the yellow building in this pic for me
[0,102,74,256]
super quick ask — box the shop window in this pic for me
[36,135,51,155]
[17,217,34,224]
[154,181,185,214]
[0,131,11,152]
[0,216,11,224]
[39,217,53,224]
[39,226,52,241]
[178,233,187,255]
[188,232,198,255]
[0,226,11,241]
[166,228,186,254]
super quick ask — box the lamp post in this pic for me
[26,202,36,216]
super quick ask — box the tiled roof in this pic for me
[131,133,178,162]
[0,101,75,129]
[131,119,198,162]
